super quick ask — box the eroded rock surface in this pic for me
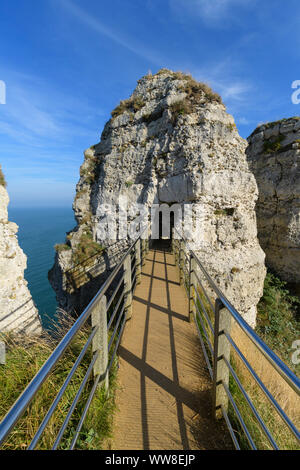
[246,117,300,283]
[50,70,266,326]
[0,181,42,335]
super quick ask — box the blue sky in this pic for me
[0,0,299,207]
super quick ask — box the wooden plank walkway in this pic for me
[110,247,232,450]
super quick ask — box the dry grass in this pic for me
[0,312,117,450]
[168,72,223,125]
[0,165,6,187]
[111,96,145,118]
[231,322,300,450]
[189,264,300,450]
[114,69,223,125]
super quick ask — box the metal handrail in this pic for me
[172,231,300,450]
[190,248,300,395]
[0,227,149,449]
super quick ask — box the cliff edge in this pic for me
[0,166,42,335]
[247,117,300,284]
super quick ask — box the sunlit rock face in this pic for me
[0,183,42,335]
[50,69,266,326]
[247,117,300,284]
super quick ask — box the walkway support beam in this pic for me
[141,239,146,266]
[189,256,197,323]
[212,298,232,419]
[124,254,133,320]
[135,239,142,285]
[179,240,184,285]
[92,295,109,391]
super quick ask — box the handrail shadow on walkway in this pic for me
[118,246,232,450]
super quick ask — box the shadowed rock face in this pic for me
[246,117,300,284]
[0,184,42,335]
[50,69,266,326]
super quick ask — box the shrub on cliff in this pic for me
[111,96,145,118]
[55,243,71,253]
[0,165,6,187]
[263,135,285,154]
[72,230,103,266]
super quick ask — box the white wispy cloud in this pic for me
[189,57,252,105]
[0,67,103,147]
[59,0,164,65]
[170,0,254,25]
[0,65,106,207]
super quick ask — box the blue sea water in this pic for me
[9,207,75,329]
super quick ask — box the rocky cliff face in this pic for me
[246,117,300,284]
[0,170,42,335]
[50,69,266,326]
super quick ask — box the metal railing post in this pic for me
[179,240,184,285]
[135,239,142,285]
[174,238,179,265]
[124,253,133,320]
[141,239,146,266]
[189,256,197,323]
[212,298,232,419]
[92,295,109,391]
[171,228,175,254]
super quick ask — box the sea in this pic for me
[9,207,75,330]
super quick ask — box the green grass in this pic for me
[228,357,300,450]
[263,134,285,154]
[256,272,300,375]
[0,315,118,450]
[55,243,71,253]
[187,258,300,450]
[71,230,103,266]
[227,272,300,450]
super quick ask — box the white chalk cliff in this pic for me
[0,176,41,335]
[50,70,266,326]
[247,117,300,284]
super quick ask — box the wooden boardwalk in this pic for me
[110,247,232,450]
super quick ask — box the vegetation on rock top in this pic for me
[111,69,223,123]
[0,165,6,187]
[111,96,145,118]
[71,229,103,266]
[249,116,300,138]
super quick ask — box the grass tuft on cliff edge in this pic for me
[0,165,6,187]
[0,313,117,450]
[111,69,223,121]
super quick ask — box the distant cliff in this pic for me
[247,117,300,284]
[0,166,42,335]
[49,69,266,326]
